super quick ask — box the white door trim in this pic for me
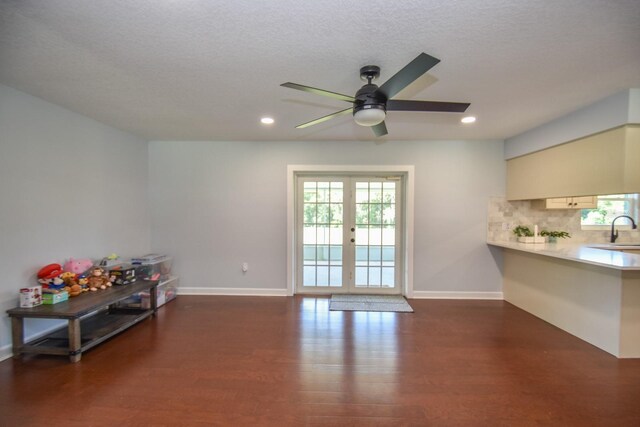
[287,165,415,297]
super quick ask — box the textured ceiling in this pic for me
[1,0,639,141]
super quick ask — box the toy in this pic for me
[46,276,66,291]
[86,267,113,291]
[78,277,89,288]
[37,263,66,290]
[20,286,43,307]
[98,253,121,269]
[60,271,85,297]
[37,263,63,282]
[63,258,93,276]
[109,265,136,285]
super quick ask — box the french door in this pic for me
[295,175,403,294]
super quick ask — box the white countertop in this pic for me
[487,240,640,270]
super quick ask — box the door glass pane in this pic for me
[329,266,342,287]
[330,225,343,245]
[330,182,343,202]
[381,267,395,286]
[356,204,368,224]
[330,203,343,224]
[303,245,316,262]
[317,226,329,244]
[303,225,316,244]
[355,267,368,286]
[355,225,368,245]
[317,266,329,286]
[316,245,329,265]
[369,246,382,265]
[382,226,395,245]
[369,204,382,224]
[382,204,395,225]
[383,183,395,203]
[369,182,382,202]
[329,245,342,263]
[356,182,369,203]
[355,246,368,265]
[382,246,395,266]
[317,182,329,202]
[303,266,316,286]
[301,181,344,288]
[369,227,382,245]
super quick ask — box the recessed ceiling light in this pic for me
[260,117,274,125]
[461,116,476,124]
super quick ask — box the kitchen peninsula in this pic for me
[488,240,640,358]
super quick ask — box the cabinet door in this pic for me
[571,196,597,208]
[545,197,573,209]
[545,196,597,209]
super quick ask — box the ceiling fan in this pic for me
[281,52,470,137]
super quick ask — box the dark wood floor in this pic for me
[1,296,640,426]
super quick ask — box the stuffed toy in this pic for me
[63,258,93,276]
[60,271,85,297]
[37,264,66,291]
[86,267,113,291]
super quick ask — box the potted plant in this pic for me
[512,225,545,244]
[540,230,571,243]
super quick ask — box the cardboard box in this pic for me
[20,286,43,307]
[109,265,137,285]
[42,291,69,305]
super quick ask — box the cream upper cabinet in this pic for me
[506,125,640,201]
[540,196,597,209]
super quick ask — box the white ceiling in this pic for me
[1,0,639,142]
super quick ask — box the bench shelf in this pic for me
[7,279,158,362]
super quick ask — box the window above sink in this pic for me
[581,194,639,230]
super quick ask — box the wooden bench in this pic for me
[7,279,158,362]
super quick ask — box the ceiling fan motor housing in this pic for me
[353,83,386,116]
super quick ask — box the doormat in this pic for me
[329,294,414,313]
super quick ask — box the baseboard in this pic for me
[411,291,504,300]
[178,287,288,297]
[0,344,12,362]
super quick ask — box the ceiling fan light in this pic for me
[353,107,386,127]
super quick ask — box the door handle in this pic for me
[350,238,355,243]
[351,227,355,232]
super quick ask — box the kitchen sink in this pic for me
[588,244,640,252]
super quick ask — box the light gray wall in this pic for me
[504,89,640,159]
[149,139,505,294]
[0,84,150,354]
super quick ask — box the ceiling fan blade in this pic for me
[295,107,353,129]
[281,82,355,103]
[376,53,440,100]
[371,121,388,137]
[387,99,470,113]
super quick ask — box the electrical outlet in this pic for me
[242,262,249,272]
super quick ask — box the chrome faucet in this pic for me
[610,215,638,243]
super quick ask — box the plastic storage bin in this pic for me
[131,254,173,282]
[140,276,178,309]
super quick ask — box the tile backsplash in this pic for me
[487,196,640,243]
